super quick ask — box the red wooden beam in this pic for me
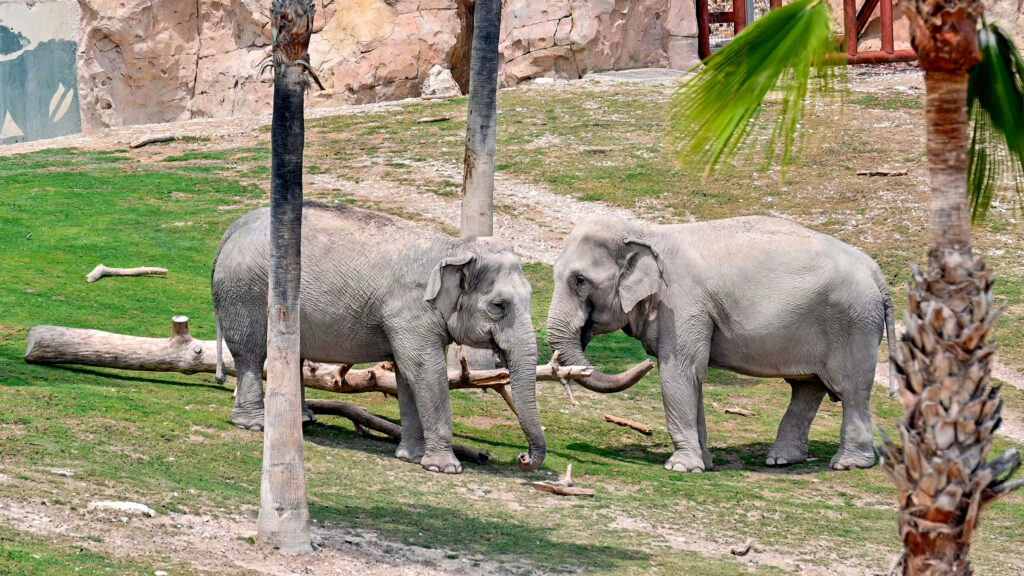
[697,0,711,60]
[844,0,858,57]
[710,12,735,24]
[732,0,746,34]
[846,49,916,64]
[880,0,894,54]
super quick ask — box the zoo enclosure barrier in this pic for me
[695,0,918,63]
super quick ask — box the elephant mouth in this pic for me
[581,316,594,352]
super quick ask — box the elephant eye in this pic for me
[575,274,588,294]
[488,299,506,319]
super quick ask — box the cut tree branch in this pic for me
[86,264,168,283]
[304,399,491,464]
[603,414,653,435]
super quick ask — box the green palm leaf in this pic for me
[968,22,1024,222]
[667,0,842,176]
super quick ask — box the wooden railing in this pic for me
[695,0,917,64]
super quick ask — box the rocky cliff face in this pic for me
[76,0,699,131]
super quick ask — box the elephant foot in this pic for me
[421,450,462,474]
[830,446,876,470]
[395,441,425,464]
[766,444,808,467]
[665,449,709,473]
[231,407,265,431]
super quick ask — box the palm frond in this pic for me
[968,22,1024,222]
[667,0,842,176]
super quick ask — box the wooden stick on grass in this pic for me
[86,264,168,283]
[604,414,653,435]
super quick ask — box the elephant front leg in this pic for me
[394,342,462,474]
[767,378,827,466]
[662,374,712,472]
[394,370,425,464]
[658,330,713,473]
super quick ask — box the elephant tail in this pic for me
[215,316,226,385]
[874,268,901,396]
[211,247,227,386]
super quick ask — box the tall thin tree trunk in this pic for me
[460,0,501,238]
[880,5,1022,575]
[451,0,503,371]
[257,0,314,555]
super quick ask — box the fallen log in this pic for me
[603,414,653,435]
[25,317,212,374]
[304,399,491,464]
[724,407,756,418]
[416,116,450,123]
[24,318,609,404]
[128,134,177,149]
[86,264,168,283]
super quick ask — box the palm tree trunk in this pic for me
[451,0,503,371]
[257,0,314,555]
[880,5,1022,574]
[460,0,501,238]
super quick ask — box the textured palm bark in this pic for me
[881,2,1022,573]
[258,0,315,555]
[460,0,501,238]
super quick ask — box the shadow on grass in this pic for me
[306,419,580,478]
[33,364,229,391]
[563,441,665,467]
[309,501,651,574]
[721,440,849,475]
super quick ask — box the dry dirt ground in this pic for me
[2,66,1022,575]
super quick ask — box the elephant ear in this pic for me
[424,253,476,317]
[618,239,662,314]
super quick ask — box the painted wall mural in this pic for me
[0,0,82,144]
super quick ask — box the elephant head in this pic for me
[424,237,546,472]
[547,217,658,393]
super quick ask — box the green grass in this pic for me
[2,86,1024,575]
[0,524,170,575]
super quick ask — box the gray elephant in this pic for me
[546,215,896,473]
[211,202,545,474]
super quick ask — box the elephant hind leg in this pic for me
[394,370,426,464]
[827,362,877,470]
[767,378,827,467]
[230,346,267,431]
[300,363,316,426]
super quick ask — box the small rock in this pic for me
[155,571,169,576]
[88,501,156,517]
[534,77,554,84]
[50,468,75,477]
[421,65,461,98]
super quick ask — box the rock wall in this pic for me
[16,0,1024,136]
[75,0,699,131]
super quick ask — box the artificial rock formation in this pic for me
[75,0,700,130]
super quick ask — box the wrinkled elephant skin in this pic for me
[212,202,545,474]
[547,215,897,473]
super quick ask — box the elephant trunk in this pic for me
[546,292,653,394]
[499,318,546,473]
